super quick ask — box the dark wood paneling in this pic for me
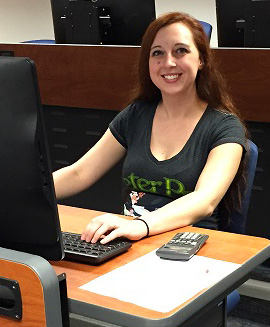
[212,48,270,122]
[0,44,140,110]
[0,44,270,121]
[1,44,270,237]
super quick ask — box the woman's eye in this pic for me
[175,47,189,55]
[151,50,163,57]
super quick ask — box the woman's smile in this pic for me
[162,73,182,82]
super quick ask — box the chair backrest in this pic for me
[0,247,64,327]
[219,139,258,234]
[218,140,258,315]
[199,20,212,41]
[21,39,55,44]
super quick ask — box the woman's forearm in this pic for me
[140,190,215,236]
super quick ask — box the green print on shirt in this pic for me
[123,173,187,197]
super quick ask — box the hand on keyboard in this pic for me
[81,213,149,244]
[62,232,132,265]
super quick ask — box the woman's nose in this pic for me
[164,53,177,67]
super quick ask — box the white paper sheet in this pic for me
[80,251,240,313]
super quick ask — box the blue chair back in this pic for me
[220,139,258,234]
[222,140,258,313]
[199,20,212,41]
[21,39,55,44]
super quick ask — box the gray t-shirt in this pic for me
[109,100,246,228]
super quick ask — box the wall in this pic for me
[0,0,218,46]
[155,0,217,47]
[0,0,54,43]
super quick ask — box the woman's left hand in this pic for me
[81,213,148,244]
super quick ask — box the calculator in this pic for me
[156,232,209,261]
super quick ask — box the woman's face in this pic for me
[149,22,202,98]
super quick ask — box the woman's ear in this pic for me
[199,60,204,70]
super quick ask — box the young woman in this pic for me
[53,12,247,244]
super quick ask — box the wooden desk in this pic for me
[51,205,270,327]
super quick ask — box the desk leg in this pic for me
[58,273,70,327]
[181,299,226,327]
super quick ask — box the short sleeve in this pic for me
[109,104,132,148]
[109,101,152,149]
[210,113,247,152]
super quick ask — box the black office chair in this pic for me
[219,140,258,313]
[219,139,258,234]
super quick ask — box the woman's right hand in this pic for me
[81,213,149,244]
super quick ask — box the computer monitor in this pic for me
[216,0,246,47]
[50,0,156,45]
[216,0,270,48]
[244,0,270,48]
[0,57,64,261]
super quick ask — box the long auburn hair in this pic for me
[128,12,248,222]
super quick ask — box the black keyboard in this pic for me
[62,232,132,265]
